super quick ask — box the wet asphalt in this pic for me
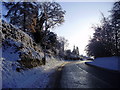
[53,61,120,88]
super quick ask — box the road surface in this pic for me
[48,60,119,88]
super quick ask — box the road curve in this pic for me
[60,62,112,88]
[47,61,119,88]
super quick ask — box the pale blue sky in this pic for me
[53,2,114,55]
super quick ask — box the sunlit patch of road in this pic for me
[48,59,119,88]
[58,60,111,88]
[74,60,92,64]
[63,59,93,64]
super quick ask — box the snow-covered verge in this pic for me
[0,49,2,90]
[0,21,64,88]
[2,56,64,88]
[86,56,120,71]
[2,20,44,62]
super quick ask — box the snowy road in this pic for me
[52,61,119,88]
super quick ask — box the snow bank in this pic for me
[2,56,64,88]
[86,56,120,71]
[1,21,64,88]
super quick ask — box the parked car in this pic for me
[87,58,93,60]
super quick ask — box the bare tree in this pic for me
[36,2,65,32]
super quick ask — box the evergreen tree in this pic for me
[72,45,76,55]
[110,1,120,56]
[72,46,79,56]
[3,2,38,31]
[86,1,120,57]
[76,46,79,56]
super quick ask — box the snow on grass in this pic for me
[86,56,120,71]
[2,56,64,88]
[2,39,21,61]
[0,48,2,90]
[2,46,20,61]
